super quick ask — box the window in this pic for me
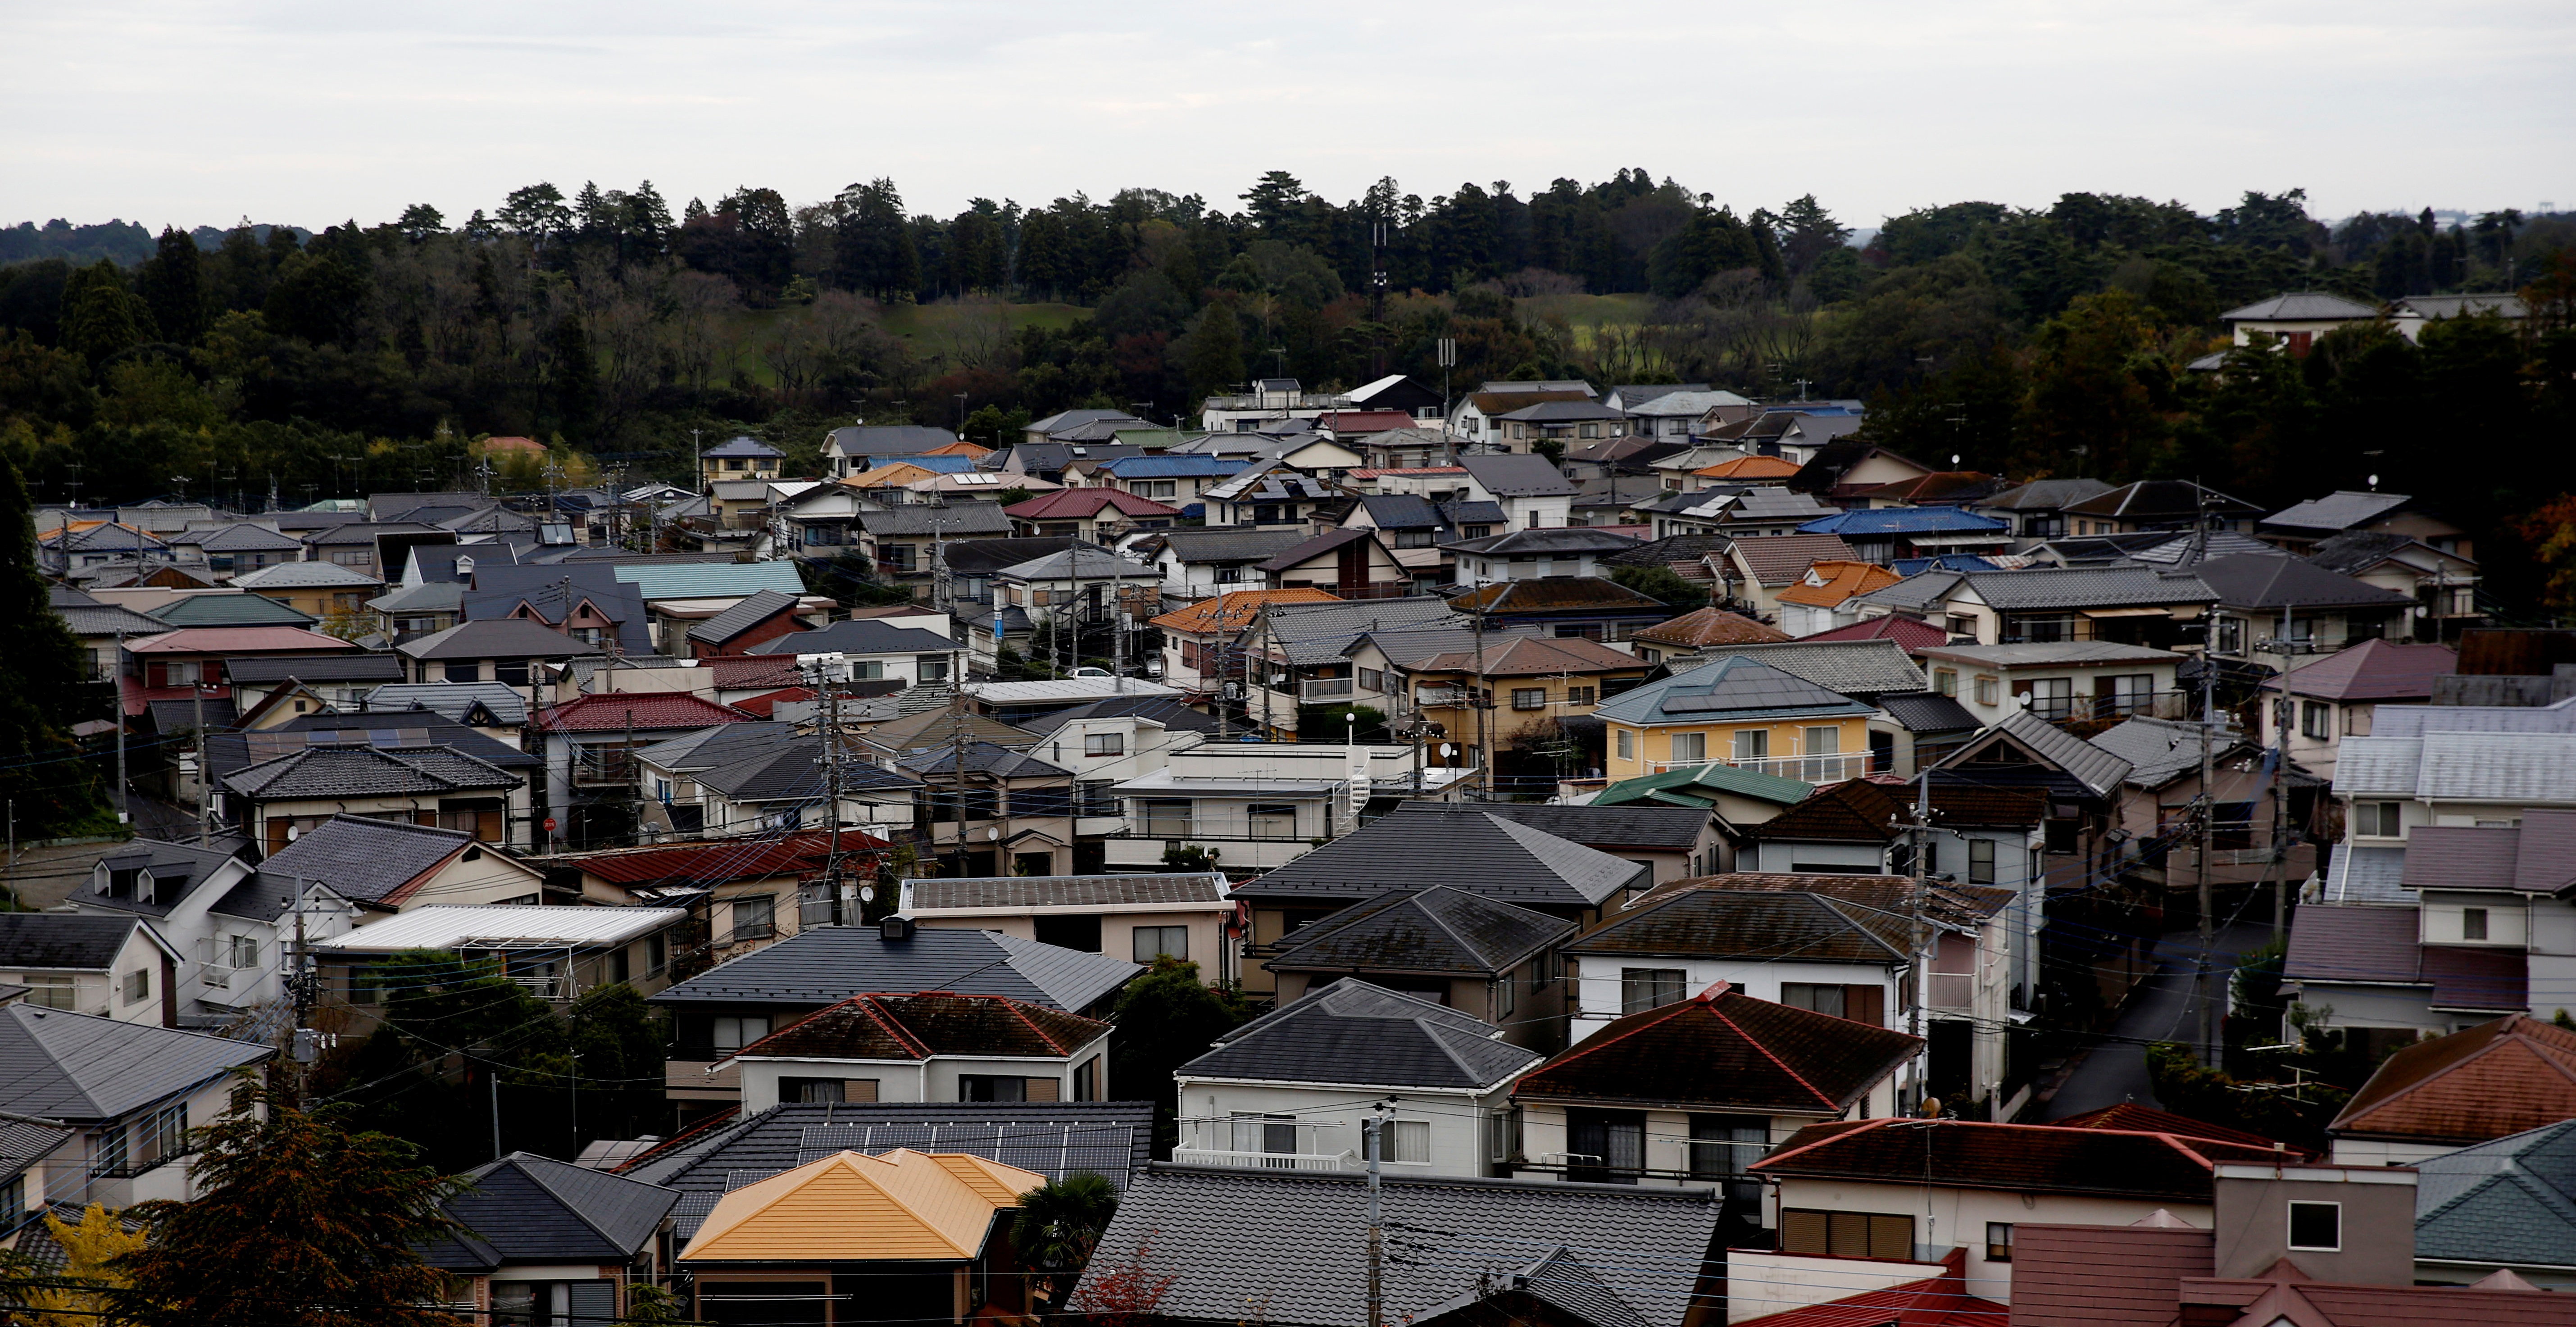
[1781,982,1845,1018]
[1621,968,1686,1013]
[1974,676,1999,706]
[2287,1201,2341,1251]
[959,1074,1030,1102]
[1616,730,1634,761]
[1,1173,20,1227]
[2217,617,2244,654]
[1934,669,1957,697]
[2105,674,2154,715]
[1146,481,1177,499]
[1132,926,1189,962]
[709,1015,770,1054]
[2462,907,2489,941]
[2353,801,2403,838]
[1803,727,1840,754]
[1384,1119,1432,1163]
[1358,667,1386,693]
[2019,677,2074,720]
[1497,968,1516,1016]
[917,654,951,683]
[1248,803,1297,839]
[1945,615,1976,638]
[1566,1110,1645,1183]
[1688,1114,1769,1182]
[23,974,75,1010]
[730,894,774,941]
[1969,838,1996,885]
[1567,686,1596,706]
[90,1126,127,1178]
[1512,687,1548,710]
[2301,701,2332,740]
[1731,729,1767,761]
[444,661,482,683]
[1143,800,1191,837]
[121,969,150,1006]
[1463,525,1492,539]
[779,1077,850,1103]
[1779,1209,1913,1260]
[224,934,259,969]
[1085,732,1126,757]
[1986,1222,2013,1262]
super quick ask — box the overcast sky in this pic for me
[7,0,2570,234]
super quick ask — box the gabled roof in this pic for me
[1797,614,1949,649]
[1459,453,1578,497]
[533,692,756,733]
[1933,709,2133,800]
[227,561,382,590]
[1408,632,1648,678]
[1732,1251,2001,1327]
[222,653,406,685]
[1265,886,1574,977]
[397,616,607,661]
[1180,980,1541,1089]
[1518,981,1918,1114]
[2191,551,2413,610]
[1977,477,2118,511]
[2330,1015,2576,1145]
[0,1005,272,1123]
[1567,888,1913,964]
[2060,479,2263,521]
[126,623,349,654]
[1699,639,1928,697]
[1631,608,1790,649]
[545,828,890,889]
[427,1152,679,1269]
[702,436,784,459]
[1262,595,1470,664]
[624,1100,1151,1207]
[1441,527,1641,557]
[686,588,804,645]
[1013,695,1219,737]
[649,925,1138,1012]
[1150,587,1340,636]
[608,559,808,602]
[1795,508,2008,536]
[1447,577,1666,615]
[2052,1103,2307,1155]
[1002,487,1184,520]
[852,504,1015,539]
[745,618,957,656]
[221,744,522,800]
[895,738,1071,781]
[732,992,1109,1064]
[1876,690,1981,734]
[362,682,532,726]
[255,814,496,904]
[2088,717,2249,788]
[1593,654,1873,727]
[1588,761,1814,810]
[2263,489,2416,535]
[1752,1117,2290,1202]
[2220,292,2379,322]
[1256,527,1394,574]
[1233,806,1649,910]
[680,1147,1043,1263]
[1425,800,1712,852]
[0,913,154,972]
[2266,638,2457,702]
[1153,527,1316,564]
[1725,533,1861,586]
[903,872,1228,912]
[1774,560,1903,608]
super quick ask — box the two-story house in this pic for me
[901,872,1237,982]
[1916,641,2186,727]
[1595,654,1877,786]
[2195,552,2417,674]
[1262,886,1575,1051]
[2258,639,2457,781]
[1151,587,1340,697]
[0,1007,273,1210]
[1854,565,2216,649]
[714,991,1113,1110]
[0,913,186,1027]
[1458,454,1577,531]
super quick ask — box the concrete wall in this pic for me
[2211,1166,2417,1284]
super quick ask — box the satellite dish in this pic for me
[1439,743,1458,758]
[2367,473,2379,489]
[859,885,876,902]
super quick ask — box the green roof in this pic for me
[147,594,318,627]
[1591,761,1813,809]
[609,562,807,601]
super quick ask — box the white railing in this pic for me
[1413,686,1469,706]
[1169,1146,1354,1172]
[1300,678,1356,700]
[198,963,250,991]
[1650,753,1872,782]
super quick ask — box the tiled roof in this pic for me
[255,815,485,904]
[1442,527,1641,557]
[1431,800,1711,852]
[1699,640,1928,696]
[686,588,803,645]
[0,914,148,971]
[1014,695,1220,737]
[0,1005,272,1122]
[745,618,956,656]
[362,682,532,726]
[1153,527,1318,564]
[895,738,1072,780]
[1081,1164,1718,1327]
[2060,479,2263,520]
[1592,654,1873,727]
[2088,717,2244,788]
[1752,1118,2288,1202]
[621,1100,1152,1201]
[2221,292,2379,322]
[221,745,521,800]
[702,436,783,458]
[1876,690,1980,734]
[648,925,1138,1012]
[1732,1253,2002,1327]
[853,504,1014,538]
[2331,1015,2576,1144]
[1181,979,1540,1089]
[426,1152,678,1269]
[1693,455,1801,481]
[1446,576,1666,615]
[1796,508,2007,536]
[1774,560,1903,608]
[1631,607,1791,648]
[1797,614,1948,649]
[609,560,807,602]
[1234,806,1649,910]
[1458,453,1578,497]
[395,616,606,661]
[1264,886,1574,977]
[1263,596,1468,664]
[1587,761,1814,809]
[2194,552,2414,610]
[903,873,1228,912]
[2263,489,2414,534]
[1254,526,1389,573]
[678,1147,1045,1262]
[735,992,1109,1063]
[2323,843,2412,904]
[1149,587,1340,636]
[2339,731,2576,802]
[2267,639,2458,702]
[1645,873,2014,932]
[2412,1118,2576,1272]
[2052,1103,2308,1154]
[125,624,351,654]
[1408,632,1648,678]
[534,692,756,732]
[547,829,890,888]
[1960,566,2217,611]
[223,653,405,685]
[1725,533,1860,586]
[1003,487,1183,520]
[1933,710,2133,800]
[1520,982,1916,1114]
[1564,889,1913,965]
[2284,901,2423,987]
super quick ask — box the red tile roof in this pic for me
[1320,410,1419,433]
[1514,982,1918,1115]
[729,686,816,717]
[735,991,1109,1063]
[1800,615,1948,650]
[2052,1103,2311,1157]
[554,828,890,886]
[1149,587,1341,636]
[533,692,758,732]
[1734,1250,2004,1327]
[1752,1118,2290,1203]
[2330,1013,2576,1145]
[701,655,805,690]
[1003,488,1183,520]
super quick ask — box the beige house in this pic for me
[0,914,182,1026]
[900,873,1238,983]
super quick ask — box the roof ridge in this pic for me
[1706,1001,1841,1111]
[506,1153,628,1253]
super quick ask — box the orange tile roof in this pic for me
[1775,560,1903,609]
[2330,1014,2576,1144]
[843,462,940,489]
[1149,587,1340,636]
[679,1149,1044,1263]
[920,440,993,457]
[1693,455,1802,480]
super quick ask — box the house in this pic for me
[1968,477,2117,544]
[424,1152,679,1326]
[1237,594,1469,737]
[2321,1014,2576,1165]
[65,839,356,1022]
[2059,480,2263,536]
[1320,491,1479,587]
[1665,639,1941,770]
[1172,981,1541,1176]
[1079,1162,1720,1327]
[698,435,782,488]
[899,873,1236,982]
[990,543,1163,652]
[1915,641,2186,726]
[1623,388,1749,439]
[167,522,304,577]
[1091,452,1240,512]
[1853,566,2216,649]
[49,586,172,682]
[1595,655,1876,785]
[0,913,185,1027]
[142,588,323,629]
[2410,1118,2576,1287]
[1715,411,1866,467]
[743,618,962,688]
[1101,741,1438,875]
[1146,527,1317,598]
[1256,527,1412,597]
[1567,474,1669,527]
[1231,805,1648,993]
[221,742,534,857]
[0,1006,273,1209]
[676,1148,1048,1324]
[1002,487,1182,541]
[647,921,1137,1119]
[682,588,810,659]
[1629,608,1789,665]
[1444,528,1641,586]
[1438,800,1726,886]
[2258,641,2458,779]
[1388,631,1654,766]
[898,741,1081,877]
[2090,716,2316,901]
[1508,981,1916,1215]
[227,560,382,625]
[959,676,1182,728]
[1261,887,1574,1050]
[396,616,605,685]
[223,653,407,723]
[2261,490,2471,558]
[2219,291,2381,352]
[1448,577,1671,646]
[1685,453,1803,491]
[2308,532,2481,637]
[1585,763,1814,847]
[1198,464,1342,529]
[1458,453,1579,530]
[1642,488,1840,542]
[529,692,759,847]
[672,728,919,838]
[1775,560,1903,637]
[1489,399,1627,450]
[311,904,687,1014]
[1749,1118,2290,1294]
[1798,613,1950,650]
[842,506,1018,588]
[820,423,967,476]
[116,625,361,718]
[1152,587,1340,695]
[1449,388,1594,450]
[2194,553,2417,673]
[1713,532,1861,621]
[714,991,1113,1110]
[1013,696,1217,819]
[1793,508,2011,565]
[544,828,893,967]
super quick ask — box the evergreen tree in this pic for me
[624,180,674,256]
[1774,195,1851,276]
[394,204,445,241]
[1180,300,1244,403]
[134,227,205,343]
[1108,957,1252,1154]
[546,315,598,438]
[833,178,921,300]
[58,259,147,366]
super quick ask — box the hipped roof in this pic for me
[678,1148,1042,1263]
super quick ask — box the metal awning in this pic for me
[2080,607,2170,618]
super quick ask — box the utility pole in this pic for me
[2196,626,2220,1068]
[1907,769,1932,1114]
[2274,598,2295,940]
[1364,1104,1386,1327]
[1469,572,1492,799]
[193,683,210,845]
[1438,338,1458,466]
[822,669,847,922]
[112,630,128,825]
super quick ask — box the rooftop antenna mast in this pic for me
[1369,218,1390,377]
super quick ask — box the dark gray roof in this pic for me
[745,618,958,656]
[1599,534,1737,568]
[686,589,803,645]
[1236,807,1646,911]
[1591,655,1873,727]
[1182,980,1540,1088]
[895,739,1071,780]
[634,1101,1155,1237]
[396,616,606,662]
[904,873,1228,912]
[1261,596,1469,665]
[2263,490,2414,535]
[827,424,964,456]
[221,745,522,800]
[1013,695,1221,737]
[2412,1119,2576,1271]
[1264,887,1573,977]
[647,925,1138,1012]
[206,713,539,782]
[72,839,250,918]
[1876,690,1981,733]
[1565,889,1911,964]
[2222,292,2379,322]
[2191,552,2415,610]
[0,1005,272,1123]
[2088,717,2242,788]
[1414,800,1707,852]
[634,721,805,773]
[1935,710,2133,800]
[54,602,169,638]
[222,654,406,685]
[254,815,482,903]
[428,1151,679,1269]
[1459,454,1578,497]
[1357,493,1443,529]
[695,743,919,802]
[854,505,1015,538]
[0,914,148,971]
[1696,640,1926,697]
[1963,566,2217,610]
[1081,1163,1718,1327]
[2307,531,2436,576]
[1154,526,1318,564]
[146,696,238,734]
[1442,528,1641,556]
[1976,477,2116,511]
[1503,1248,1652,1327]
[362,682,532,726]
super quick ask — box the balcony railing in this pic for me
[1169,1146,1353,1172]
[509,975,568,1000]
[1299,677,1356,700]
[574,750,640,786]
[1413,686,1470,707]
[1651,753,1873,782]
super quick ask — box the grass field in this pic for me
[880,298,1089,340]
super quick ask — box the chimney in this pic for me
[2209,1162,2417,1286]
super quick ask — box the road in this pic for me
[2042,921,2278,1120]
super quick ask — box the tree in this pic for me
[395,204,446,242]
[834,178,922,301]
[22,1204,145,1327]
[1180,301,1245,404]
[134,227,205,344]
[495,182,570,245]
[1608,563,1706,610]
[59,259,148,366]
[1013,1172,1121,1308]
[115,1078,469,1327]
[1109,957,1253,1154]
[1775,195,1851,277]
[0,460,105,836]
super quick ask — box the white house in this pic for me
[717,991,1113,1110]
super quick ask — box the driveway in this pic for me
[2042,921,2278,1120]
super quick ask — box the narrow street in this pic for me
[2042,921,2280,1120]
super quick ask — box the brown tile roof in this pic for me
[1751,1118,2288,1202]
[1634,872,2015,931]
[1800,614,1948,649]
[1726,534,1860,586]
[1446,577,1666,614]
[2329,1013,2576,1145]
[2052,1103,2311,1157]
[1412,634,1648,678]
[1631,607,1791,648]
[1514,982,1917,1114]
[1565,888,1915,965]
[2173,1273,2576,1327]
[733,992,1110,1063]
[1774,561,1903,609]
[1149,587,1340,636]
[534,692,758,733]
[2007,1222,2214,1327]
[2265,638,2457,702]
[1742,779,2044,845]
[1468,390,1592,414]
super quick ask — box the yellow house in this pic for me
[1595,654,1876,784]
[227,561,383,623]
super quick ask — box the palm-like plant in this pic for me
[1013,1172,1122,1309]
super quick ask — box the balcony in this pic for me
[1651,752,1874,782]
[1413,686,1469,707]
[1169,1147,1353,1172]
[1299,677,1356,701]
[574,750,640,787]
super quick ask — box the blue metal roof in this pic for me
[609,561,808,600]
[1797,507,2009,536]
[1890,554,2002,576]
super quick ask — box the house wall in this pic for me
[1514,1103,1851,1193]
[910,906,1233,973]
[1603,715,1872,783]
[1723,1250,1949,1325]
[736,1049,1097,1112]
[1749,840,1886,874]
[1921,657,2181,728]
[1171,1079,1508,1178]
[1767,1176,2206,1297]
[1567,957,1899,1042]
[54,1074,247,1211]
